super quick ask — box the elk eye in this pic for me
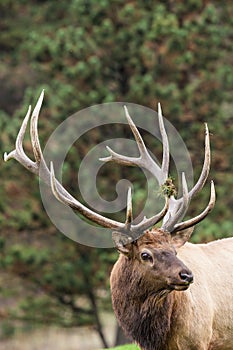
[141,252,153,263]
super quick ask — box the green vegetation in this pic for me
[0,0,232,347]
[105,345,139,350]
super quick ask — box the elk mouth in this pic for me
[167,269,194,291]
[168,282,192,291]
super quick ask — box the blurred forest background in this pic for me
[0,0,232,349]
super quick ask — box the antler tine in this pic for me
[162,172,189,232]
[4,105,35,168]
[158,103,169,178]
[4,90,55,184]
[125,187,133,230]
[161,122,212,232]
[4,90,49,180]
[172,180,216,233]
[180,123,210,203]
[30,89,44,164]
[123,106,151,160]
[189,123,210,198]
[100,106,163,182]
[99,145,139,167]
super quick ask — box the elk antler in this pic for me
[4,91,168,235]
[100,104,216,234]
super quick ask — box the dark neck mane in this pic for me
[111,258,176,350]
[135,292,173,350]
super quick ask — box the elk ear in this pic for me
[112,231,134,257]
[171,227,194,249]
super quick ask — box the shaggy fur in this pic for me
[110,230,233,350]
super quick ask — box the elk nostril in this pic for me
[179,270,194,283]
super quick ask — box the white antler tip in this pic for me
[106,145,112,152]
[210,180,215,194]
[127,187,132,210]
[204,122,209,134]
[33,90,45,117]
[127,186,132,199]
[4,152,9,162]
[124,105,131,119]
[38,89,45,104]
[123,105,128,113]
[182,171,188,186]
[125,186,133,226]
[158,102,162,116]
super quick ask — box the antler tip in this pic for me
[158,102,162,116]
[210,179,216,195]
[125,186,133,227]
[123,105,131,121]
[3,152,9,162]
[127,186,132,198]
[32,90,45,117]
[204,122,209,134]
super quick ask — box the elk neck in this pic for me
[110,253,187,350]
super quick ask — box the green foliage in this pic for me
[1,0,232,235]
[0,321,15,339]
[0,231,116,348]
[0,0,232,346]
[105,345,139,350]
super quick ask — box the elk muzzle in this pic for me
[167,255,194,291]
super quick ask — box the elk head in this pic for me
[4,91,215,295]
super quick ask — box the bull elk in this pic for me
[4,91,233,350]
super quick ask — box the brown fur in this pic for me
[110,230,233,350]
